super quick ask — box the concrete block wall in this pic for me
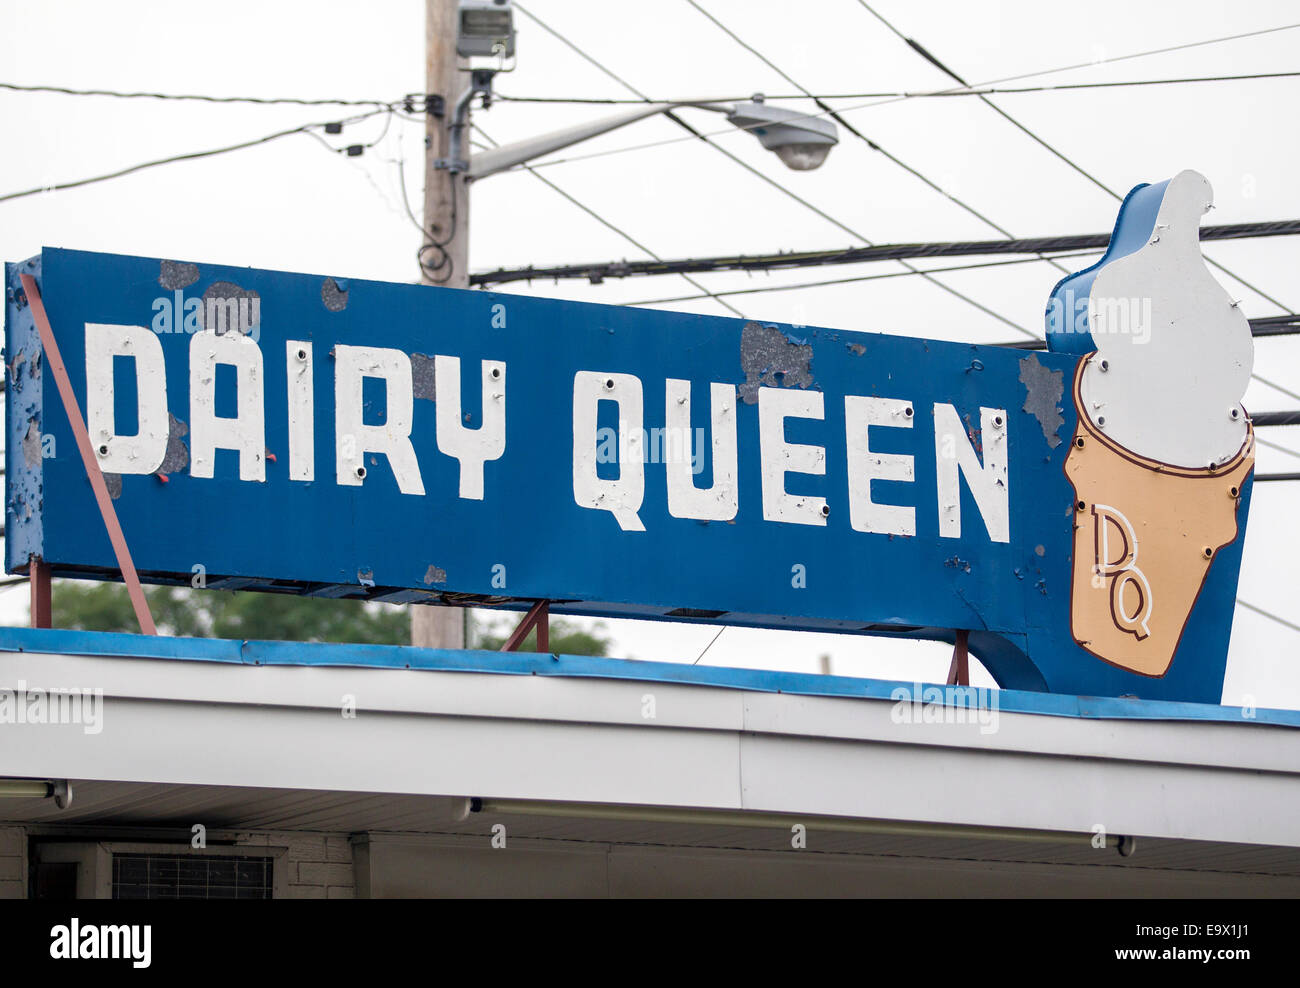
[233,831,355,899]
[0,826,26,898]
[0,826,352,899]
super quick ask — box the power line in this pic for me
[621,252,1103,305]
[493,70,1300,104]
[1249,373,1300,404]
[627,275,1300,353]
[471,218,1300,287]
[840,18,1300,108]
[511,4,889,257]
[1254,438,1300,463]
[859,0,1293,319]
[1243,313,1300,334]
[515,3,1300,382]
[692,626,727,665]
[1255,435,1300,460]
[689,600,1300,652]
[0,107,393,203]
[483,254,1300,433]
[1253,411,1300,427]
[1001,321,1300,352]
[506,21,1300,176]
[473,124,746,318]
[514,2,1040,341]
[683,0,1072,280]
[858,0,1126,206]
[1237,599,1300,634]
[695,0,1300,358]
[854,0,1300,417]
[679,0,1124,346]
[987,22,1300,79]
[0,80,391,107]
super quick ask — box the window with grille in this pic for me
[111,852,274,899]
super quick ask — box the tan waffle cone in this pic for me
[1064,360,1254,677]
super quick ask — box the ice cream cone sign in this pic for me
[1046,170,1255,678]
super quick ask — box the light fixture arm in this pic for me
[465,100,735,181]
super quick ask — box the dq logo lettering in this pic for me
[1089,504,1152,640]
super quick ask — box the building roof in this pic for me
[3,626,1299,856]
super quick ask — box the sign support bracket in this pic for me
[946,629,970,686]
[29,557,51,629]
[499,600,549,653]
[18,273,157,636]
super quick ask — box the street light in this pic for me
[725,98,838,171]
[447,2,835,178]
[452,94,838,180]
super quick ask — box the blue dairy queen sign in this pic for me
[5,170,1257,704]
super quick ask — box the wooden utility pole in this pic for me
[412,0,470,650]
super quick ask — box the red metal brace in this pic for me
[29,557,51,629]
[946,629,970,686]
[19,274,156,635]
[500,600,550,652]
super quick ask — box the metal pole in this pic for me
[29,557,51,629]
[946,629,970,686]
[412,0,469,650]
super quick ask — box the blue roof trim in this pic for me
[0,626,1295,727]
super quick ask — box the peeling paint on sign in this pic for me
[410,353,437,401]
[199,281,260,336]
[321,277,349,313]
[21,420,40,469]
[739,322,814,405]
[158,413,190,474]
[1018,353,1065,448]
[158,260,199,291]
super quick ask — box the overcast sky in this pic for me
[2,0,1298,706]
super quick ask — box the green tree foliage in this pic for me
[50,581,613,656]
[52,581,413,645]
[473,618,612,656]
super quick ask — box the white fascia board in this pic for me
[2,649,1299,847]
[4,649,1295,773]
